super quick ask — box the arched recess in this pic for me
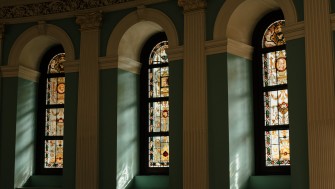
[8,23,75,71]
[106,7,179,60]
[213,0,297,44]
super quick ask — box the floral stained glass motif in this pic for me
[149,136,169,167]
[45,140,64,168]
[149,101,169,132]
[45,108,64,136]
[262,50,287,87]
[265,130,290,166]
[263,20,286,48]
[264,89,289,126]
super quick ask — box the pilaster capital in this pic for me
[178,0,207,12]
[76,11,102,31]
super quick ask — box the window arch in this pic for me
[36,45,65,174]
[252,10,290,175]
[140,32,169,175]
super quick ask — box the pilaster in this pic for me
[304,1,335,188]
[0,23,4,67]
[75,11,102,189]
[179,0,208,189]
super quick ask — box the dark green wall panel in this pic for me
[208,53,230,189]
[249,175,291,189]
[63,72,79,189]
[293,0,304,21]
[286,38,309,189]
[206,0,225,40]
[169,60,183,189]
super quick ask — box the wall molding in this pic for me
[64,60,80,73]
[166,45,184,61]
[205,39,253,60]
[0,0,167,24]
[330,13,335,30]
[0,65,40,82]
[284,21,305,41]
[99,56,141,74]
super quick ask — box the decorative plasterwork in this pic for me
[76,12,102,30]
[284,21,305,41]
[0,0,133,19]
[178,0,207,12]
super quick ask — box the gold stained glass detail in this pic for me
[263,20,286,48]
[46,77,65,105]
[262,50,287,87]
[149,136,169,167]
[45,108,64,136]
[149,101,169,133]
[264,89,289,126]
[47,53,65,74]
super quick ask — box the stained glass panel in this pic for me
[264,89,289,126]
[149,101,169,132]
[148,67,169,98]
[47,53,65,74]
[46,77,65,105]
[45,140,63,168]
[263,20,286,48]
[149,136,169,167]
[149,41,168,65]
[262,50,287,87]
[265,130,290,166]
[45,108,64,136]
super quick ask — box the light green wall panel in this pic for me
[14,78,37,188]
[117,69,140,189]
[227,54,254,189]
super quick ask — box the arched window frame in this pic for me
[140,32,169,175]
[36,45,65,175]
[252,10,291,175]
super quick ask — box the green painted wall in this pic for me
[249,175,291,189]
[63,72,79,189]
[169,60,183,189]
[14,79,37,188]
[293,0,304,21]
[206,0,225,40]
[208,53,230,189]
[117,69,140,189]
[286,38,309,189]
[100,69,118,189]
[0,77,18,189]
[227,54,254,189]
[2,22,35,66]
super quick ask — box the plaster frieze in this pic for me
[76,11,102,30]
[0,0,133,19]
[178,0,207,12]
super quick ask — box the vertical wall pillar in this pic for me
[75,12,102,189]
[0,23,4,65]
[178,1,208,189]
[304,1,335,188]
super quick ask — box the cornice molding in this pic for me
[205,39,253,60]
[178,0,207,12]
[64,60,80,73]
[0,0,167,24]
[205,39,227,55]
[330,13,335,30]
[99,56,141,74]
[166,45,184,61]
[76,11,102,30]
[0,65,40,82]
[284,21,305,41]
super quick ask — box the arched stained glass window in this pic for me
[140,33,169,174]
[253,11,290,174]
[37,46,65,174]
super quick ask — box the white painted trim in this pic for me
[1,65,40,82]
[284,21,305,41]
[8,24,75,71]
[227,38,253,60]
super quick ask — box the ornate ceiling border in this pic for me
[0,0,166,23]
